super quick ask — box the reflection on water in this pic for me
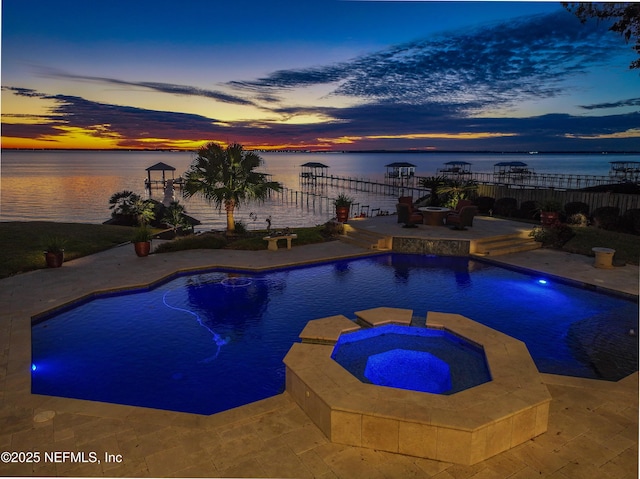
[2,150,625,230]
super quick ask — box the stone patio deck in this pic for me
[0,218,637,478]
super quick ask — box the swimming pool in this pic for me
[31,254,638,415]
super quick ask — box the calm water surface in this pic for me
[2,150,635,230]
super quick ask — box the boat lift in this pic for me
[437,161,473,179]
[493,161,535,184]
[609,161,640,182]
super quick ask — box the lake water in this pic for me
[1,150,635,231]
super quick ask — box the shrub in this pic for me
[591,207,620,230]
[323,220,344,236]
[234,220,248,235]
[564,201,589,217]
[154,233,227,253]
[474,196,495,214]
[538,199,563,213]
[493,197,518,217]
[518,200,539,219]
[566,213,589,227]
[530,224,575,247]
[620,208,640,235]
[131,226,153,243]
[42,235,68,253]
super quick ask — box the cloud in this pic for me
[2,89,228,143]
[2,86,48,98]
[579,97,640,110]
[3,9,638,151]
[37,68,257,106]
[230,10,623,112]
[4,84,639,151]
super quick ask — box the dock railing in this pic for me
[464,172,616,190]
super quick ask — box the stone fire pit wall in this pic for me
[284,307,551,466]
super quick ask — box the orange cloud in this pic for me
[564,129,640,140]
[365,132,518,140]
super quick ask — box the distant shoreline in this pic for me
[3,148,640,154]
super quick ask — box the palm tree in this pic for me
[418,176,448,206]
[131,197,156,226]
[438,179,478,209]
[108,190,155,225]
[162,201,190,235]
[108,190,140,217]
[183,142,281,235]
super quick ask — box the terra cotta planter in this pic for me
[44,251,64,268]
[134,241,151,257]
[335,206,350,223]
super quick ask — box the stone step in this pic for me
[478,242,541,257]
[338,233,373,249]
[339,225,392,250]
[474,235,531,253]
[473,237,541,257]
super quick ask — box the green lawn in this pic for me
[0,222,136,279]
[563,226,639,266]
[0,222,335,279]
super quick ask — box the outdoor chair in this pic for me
[451,199,474,213]
[396,203,423,228]
[446,206,478,230]
[396,196,422,225]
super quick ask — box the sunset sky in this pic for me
[2,0,639,151]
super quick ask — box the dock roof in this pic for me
[146,162,176,171]
[494,161,528,167]
[300,162,329,168]
[385,162,416,168]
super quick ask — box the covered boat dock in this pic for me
[609,161,640,182]
[145,162,184,189]
[385,162,416,180]
[300,162,329,184]
[437,160,472,178]
[493,161,535,183]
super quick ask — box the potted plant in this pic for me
[43,235,67,268]
[537,199,562,227]
[132,226,154,257]
[334,193,354,223]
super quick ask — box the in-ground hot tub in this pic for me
[284,307,551,465]
[331,324,491,395]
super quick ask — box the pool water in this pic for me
[331,325,492,394]
[31,254,638,415]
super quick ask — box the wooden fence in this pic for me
[477,185,640,214]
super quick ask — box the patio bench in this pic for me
[263,234,297,251]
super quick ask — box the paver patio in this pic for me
[0,218,637,478]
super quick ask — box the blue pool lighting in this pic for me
[538,279,548,285]
[31,364,36,371]
[31,254,638,415]
[365,349,453,394]
[332,324,490,395]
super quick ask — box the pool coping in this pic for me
[30,250,388,323]
[286,308,552,465]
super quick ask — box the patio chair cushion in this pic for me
[446,206,478,230]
